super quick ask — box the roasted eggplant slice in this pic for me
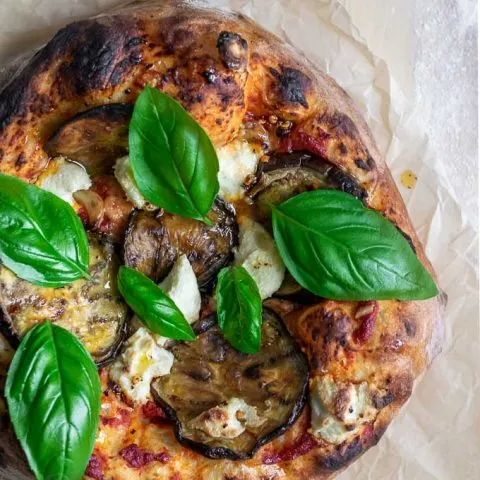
[0,235,128,365]
[123,198,238,289]
[248,151,367,219]
[45,104,132,175]
[151,309,308,459]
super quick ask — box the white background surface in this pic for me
[0,1,478,479]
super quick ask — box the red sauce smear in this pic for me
[263,433,317,464]
[120,444,170,468]
[100,408,131,427]
[85,454,104,480]
[142,401,168,425]
[353,301,379,344]
[279,130,330,158]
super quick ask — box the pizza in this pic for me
[0,1,444,479]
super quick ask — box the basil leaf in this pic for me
[0,173,90,287]
[216,266,263,353]
[271,190,438,300]
[117,266,195,340]
[5,322,101,480]
[129,86,219,223]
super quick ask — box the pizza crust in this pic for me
[0,1,444,479]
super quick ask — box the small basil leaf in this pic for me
[216,266,263,354]
[0,173,90,287]
[271,190,438,301]
[117,266,195,341]
[129,86,219,223]
[5,322,101,480]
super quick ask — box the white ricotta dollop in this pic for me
[109,327,174,403]
[189,398,264,440]
[216,140,261,200]
[159,254,201,324]
[113,155,147,209]
[310,375,375,445]
[234,218,285,299]
[37,156,91,205]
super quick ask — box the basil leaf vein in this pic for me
[129,86,219,223]
[117,266,195,341]
[216,266,263,353]
[271,189,438,300]
[0,173,90,287]
[5,322,101,480]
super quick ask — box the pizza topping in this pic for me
[310,375,376,445]
[0,235,127,364]
[36,156,92,205]
[189,398,265,439]
[216,140,262,200]
[119,444,169,468]
[85,454,105,480]
[123,198,238,290]
[109,327,174,403]
[216,31,248,71]
[248,150,367,220]
[234,218,285,299]
[114,155,152,210]
[45,104,131,175]
[352,301,379,344]
[151,310,308,459]
[158,254,201,324]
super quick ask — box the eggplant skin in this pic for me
[151,309,309,460]
[45,104,132,175]
[249,151,367,219]
[0,235,128,365]
[123,198,238,290]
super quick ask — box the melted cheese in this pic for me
[310,375,375,445]
[114,155,147,209]
[234,218,285,299]
[159,254,201,324]
[190,398,264,439]
[37,156,91,205]
[216,140,261,200]
[109,327,173,403]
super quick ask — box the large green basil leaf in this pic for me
[117,266,195,340]
[216,266,263,353]
[0,173,90,287]
[271,190,438,300]
[5,322,101,480]
[129,86,219,224]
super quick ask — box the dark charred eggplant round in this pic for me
[248,151,367,219]
[151,309,308,460]
[123,198,238,290]
[45,104,132,175]
[0,235,128,365]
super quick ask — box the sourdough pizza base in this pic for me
[0,1,443,479]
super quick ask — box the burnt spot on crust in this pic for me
[56,20,143,95]
[372,391,395,409]
[328,112,358,137]
[0,18,141,130]
[317,435,364,471]
[394,225,416,253]
[216,31,248,71]
[355,154,376,171]
[403,318,417,337]
[14,153,26,170]
[269,66,310,108]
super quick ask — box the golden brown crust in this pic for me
[0,1,444,479]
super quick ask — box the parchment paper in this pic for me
[0,1,478,479]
